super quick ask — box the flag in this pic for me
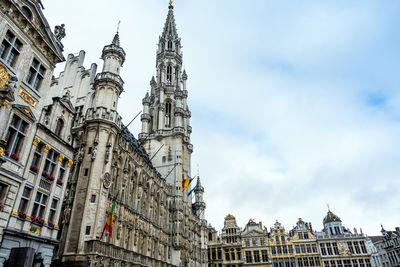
[104,198,117,237]
[182,177,193,189]
[187,186,196,197]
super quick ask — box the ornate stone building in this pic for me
[378,226,400,267]
[241,219,269,266]
[316,210,372,267]
[51,2,207,267]
[207,210,372,267]
[0,0,207,266]
[0,0,72,265]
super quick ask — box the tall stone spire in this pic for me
[140,2,193,196]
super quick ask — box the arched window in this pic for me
[175,67,179,83]
[166,65,172,82]
[165,102,171,127]
[55,118,64,137]
[167,40,173,50]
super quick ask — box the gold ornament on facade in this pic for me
[43,144,52,153]
[32,136,41,146]
[18,89,37,107]
[0,63,10,87]
[0,146,4,156]
[58,153,65,162]
[67,159,73,168]
[0,100,11,109]
[22,107,30,115]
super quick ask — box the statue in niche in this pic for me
[62,206,71,224]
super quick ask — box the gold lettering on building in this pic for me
[18,89,37,107]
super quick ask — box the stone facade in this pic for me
[0,0,71,266]
[207,211,373,267]
[377,227,400,267]
[50,2,207,267]
[0,1,207,267]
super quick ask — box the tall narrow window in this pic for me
[5,115,28,161]
[26,58,46,90]
[167,40,172,50]
[18,186,32,213]
[262,250,268,262]
[31,191,48,218]
[42,149,59,181]
[165,101,171,127]
[54,118,64,137]
[0,183,8,206]
[57,159,67,185]
[166,65,172,82]
[0,30,22,67]
[253,250,260,262]
[48,198,58,223]
[175,67,179,83]
[31,143,44,173]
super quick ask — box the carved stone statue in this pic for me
[91,146,97,161]
[62,206,71,224]
[0,74,17,102]
[54,24,66,41]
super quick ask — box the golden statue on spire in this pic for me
[170,0,174,5]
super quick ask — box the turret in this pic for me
[193,176,206,219]
[92,32,126,111]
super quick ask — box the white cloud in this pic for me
[44,0,400,235]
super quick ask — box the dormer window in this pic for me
[55,118,64,137]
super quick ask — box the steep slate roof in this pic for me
[120,126,162,179]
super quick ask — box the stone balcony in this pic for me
[73,107,122,129]
[94,72,124,91]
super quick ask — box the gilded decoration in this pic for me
[58,153,65,162]
[32,136,41,146]
[18,89,37,107]
[0,99,10,108]
[67,159,73,168]
[0,146,4,156]
[43,144,52,153]
[0,63,9,87]
[21,107,31,115]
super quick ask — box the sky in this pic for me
[42,0,400,235]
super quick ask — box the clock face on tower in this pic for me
[103,172,111,189]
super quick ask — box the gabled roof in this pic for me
[12,0,65,63]
[369,236,383,243]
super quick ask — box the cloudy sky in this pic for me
[43,0,400,235]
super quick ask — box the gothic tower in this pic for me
[140,3,207,266]
[140,2,193,199]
